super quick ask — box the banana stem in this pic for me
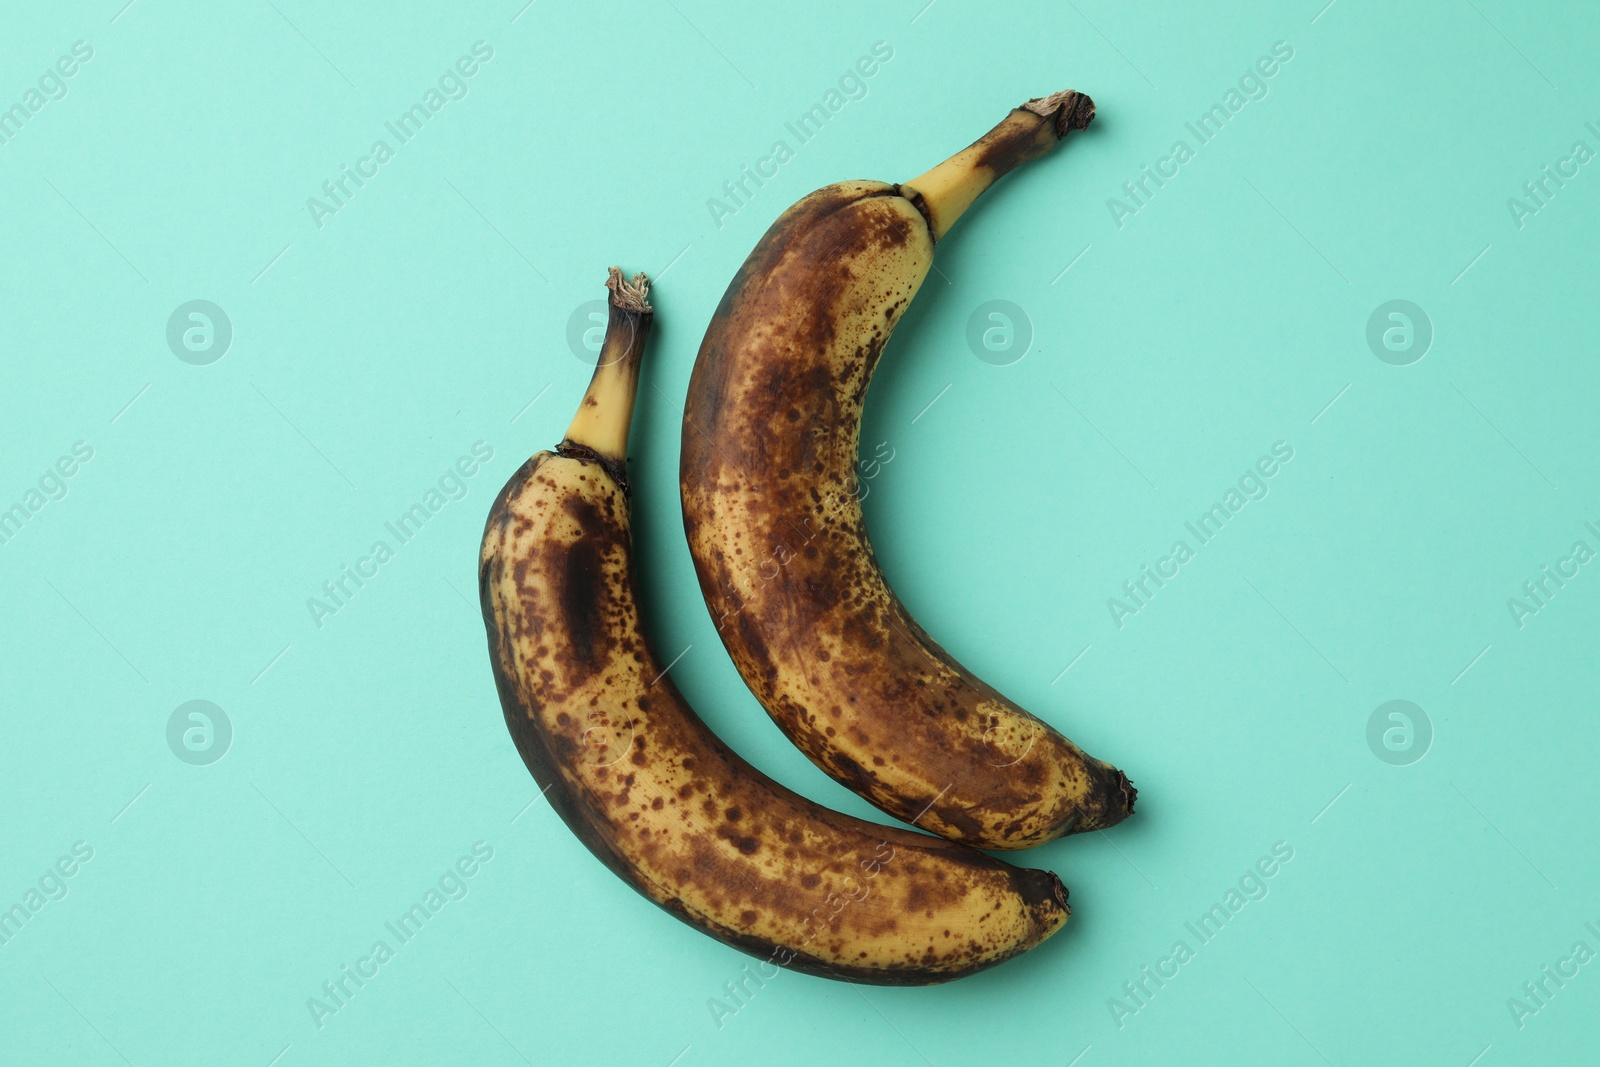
[561,267,653,465]
[899,89,1095,241]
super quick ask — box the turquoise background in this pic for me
[2,1,1597,1063]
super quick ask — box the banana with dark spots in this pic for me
[679,91,1135,850]
[480,269,1071,983]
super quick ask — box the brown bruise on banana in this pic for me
[680,97,1134,852]
[480,452,1068,984]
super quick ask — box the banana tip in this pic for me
[606,266,652,314]
[1022,89,1095,138]
[1016,867,1069,918]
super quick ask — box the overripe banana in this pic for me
[480,269,1070,983]
[680,90,1134,851]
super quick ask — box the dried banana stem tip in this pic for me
[563,267,655,466]
[900,89,1097,241]
[1022,89,1096,138]
[606,266,653,313]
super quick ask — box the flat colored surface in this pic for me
[2,1,1597,1064]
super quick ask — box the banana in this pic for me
[680,91,1134,851]
[480,269,1070,983]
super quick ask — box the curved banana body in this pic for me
[481,271,1069,983]
[680,92,1134,850]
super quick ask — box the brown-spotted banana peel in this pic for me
[480,269,1070,983]
[680,91,1135,850]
